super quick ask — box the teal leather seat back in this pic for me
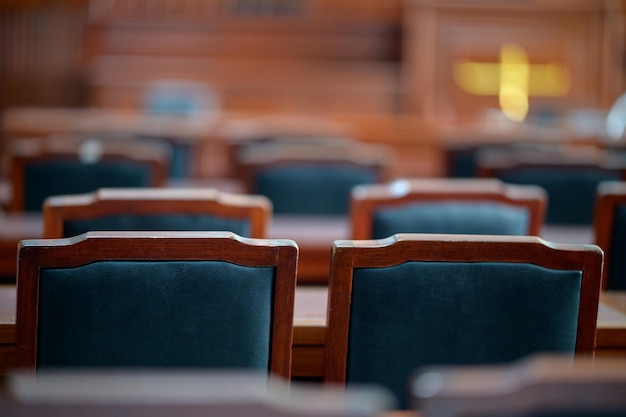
[372,202,529,238]
[347,261,582,408]
[64,214,251,238]
[37,260,274,369]
[497,168,619,225]
[25,162,152,212]
[255,164,377,215]
[607,206,626,290]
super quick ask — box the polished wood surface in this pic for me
[269,215,348,285]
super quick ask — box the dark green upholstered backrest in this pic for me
[446,148,478,178]
[347,261,582,408]
[496,168,619,225]
[24,162,152,212]
[37,260,275,369]
[372,202,529,239]
[607,206,626,290]
[64,214,251,238]
[255,164,377,215]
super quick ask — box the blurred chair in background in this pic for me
[142,80,221,179]
[1,370,395,417]
[477,144,626,225]
[237,139,393,216]
[217,115,357,179]
[349,178,547,239]
[325,234,603,408]
[593,181,626,290]
[413,354,626,417]
[15,231,297,378]
[43,187,272,239]
[7,135,171,212]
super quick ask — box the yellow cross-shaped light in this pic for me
[454,43,571,122]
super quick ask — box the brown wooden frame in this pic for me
[236,140,394,194]
[593,181,626,289]
[349,178,547,239]
[7,136,171,212]
[325,233,603,384]
[15,231,298,379]
[43,187,272,239]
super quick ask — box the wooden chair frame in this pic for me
[349,178,547,239]
[7,136,170,212]
[476,144,626,174]
[43,187,272,239]
[325,233,603,384]
[593,181,626,289]
[236,141,393,194]
[15,231,298,379]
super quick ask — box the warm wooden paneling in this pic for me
[0,2,88,112]
[83,0,404,114]
[404,0,624,122]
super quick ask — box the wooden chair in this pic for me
[15,231,298,379]
[349,178,547,239]
[413,354,626,417]
[593,181,626,290]
[7,135,171,212]
[43,187,272,239]
[325,234,603,408]
[477,144,626,225]
[237,139,392,216]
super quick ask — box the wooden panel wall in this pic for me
[0,1,88,113]
[403,0,625,122]
[83,0,404,115]
[2,0,625,118]
[1,0,625,181]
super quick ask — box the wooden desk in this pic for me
[269,216,349,285]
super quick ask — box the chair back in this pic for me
[15,231,297,379]
[350,178,547,239]
[593,181,626,289]
[477,145,626,225]
[413,355,626,417]
[43,187,272,239]
[7,136,170,212]
[325,234,603,408]
[237,139,392,215]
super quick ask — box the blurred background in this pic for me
[0,0,625,179]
